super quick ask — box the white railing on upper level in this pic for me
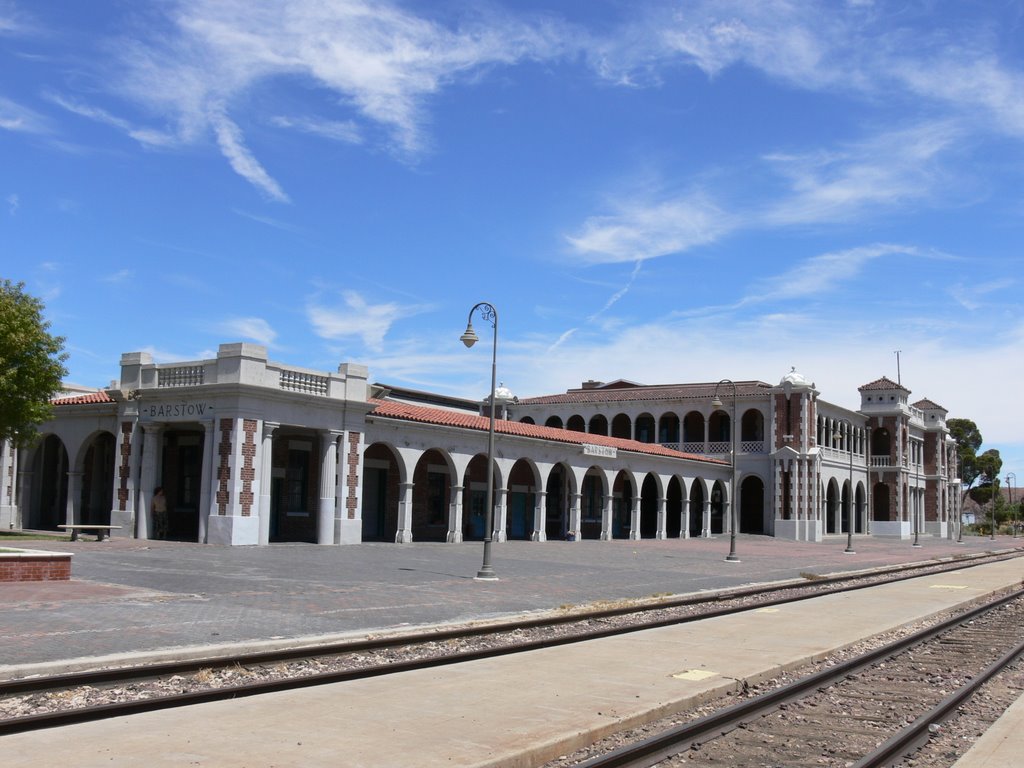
[741,440,766,454]
[158,365,205,387]
[682,442,705,454]
[278,368,329,396]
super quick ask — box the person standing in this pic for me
[152,486,168,540]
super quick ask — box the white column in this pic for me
[493,487,508,543]
[65,471,83,526]
[396,481,414,543]
[629,496,641,540]
[257,422,277,545]
[317,430,339,545]
[138,424,163,540]
[447,485,464,543]
[568,492,582,541]
[199,419,216,544]
[655,496,667,540]
[702,498,712,538]
[600,493,613,541]
[531,490,547,542]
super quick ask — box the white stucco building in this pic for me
[0,343,960,546]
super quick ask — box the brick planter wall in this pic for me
[0,551,72,581]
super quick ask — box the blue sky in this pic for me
[2,0,1022,481]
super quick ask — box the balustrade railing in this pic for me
[278,369,329,396]
[157,365,205,387]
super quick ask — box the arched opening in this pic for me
[362,443,401,542]
[872,428,891,458]
[161,427,206,542]
[741,410,764,444]
[462,454,499,541]
[740,475,765,534]
[825,480,840,534]
[506,459,537,541]
[710,480,726,534]
[519,416,535,425]
[855,483,866,533]
[611,414,631,440]
[658,413,680,445]
[411,449,452,542]
[873,482,892,522]
[612,470,633,538]
[640,474,659,538]
[683,411,704,449]
[566,415,585,432]
[80,432,115,526]
[29,434,68,531]
[545,463,571,540]
[580,471,605,539]
[666,477,683,538]
[634,414,656,444]
[588,414,608,436]
[688,481,705,537]
[545,415,564,429]
[841,482,852,533]
[708,411,731,448]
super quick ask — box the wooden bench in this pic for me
[58,524,123,542]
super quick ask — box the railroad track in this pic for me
[571,587,1024,768]
[1,549,1020,739]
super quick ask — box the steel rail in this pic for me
[3,549,1016,700]
[853,636,1024,768]
[574,586,1024,768]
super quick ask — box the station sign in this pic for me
[140,401,213,420]
[582,443,617,459]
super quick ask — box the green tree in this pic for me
[948,418,985,499]
[969,449,1004,506]
[0,280,68,445]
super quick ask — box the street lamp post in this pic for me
[1007,473,1017,539]
[837,419,856,554]
[711,380,739,563]
[460,301,499,581]
[990,476,999,541]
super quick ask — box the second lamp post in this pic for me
[460,302,500,581]
[711,379,740,563]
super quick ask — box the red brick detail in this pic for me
[217,418,233,515]
[117,421,133,511]
[239,419,257,517]
[0,554,72,582]
[346,431,360,519]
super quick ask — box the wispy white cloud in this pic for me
[5,193,18,215]
[44,92,175,147]
[592,1,1024,141]
[231,208,303,233]
[84,0,567,198]
[307,289,424,350]
[270,115,362,144]
[741,243,921,304]
[0,95,49,133]
[218,316,278,346]
[208,108,288,202]
[100,269,133,283]
[760,122,961,226]
[566,192,733,264]
[949,278,1014,311]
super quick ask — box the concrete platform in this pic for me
[2,534,1019,676]
[2,553,1022,767]
[952,684,1024,768]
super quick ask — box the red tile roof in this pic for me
[913,398,946,411]
[368,399,727,465]
[517,380,772,406]
[858,376,910,393]
[52,391,114,405]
